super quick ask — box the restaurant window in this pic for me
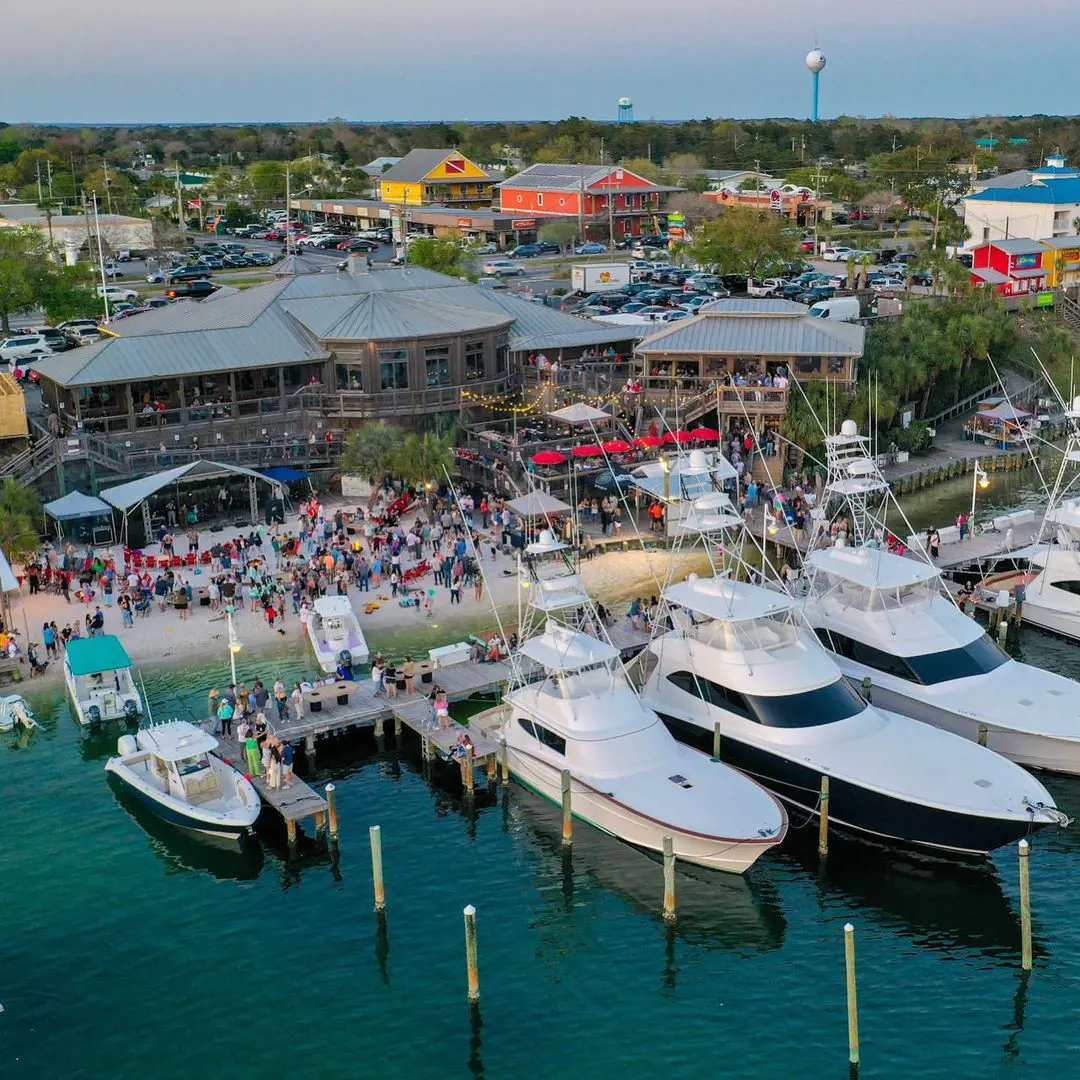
[465,340,485,381]
[379,348,409,391]
[425,345,451,387]
[794,356,821,374]
[336,364,363,391]
[495,344,508,375]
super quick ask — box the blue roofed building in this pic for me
[963,155,1080,249]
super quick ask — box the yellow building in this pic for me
[1040,235,1080,288]
[378,149,495,208]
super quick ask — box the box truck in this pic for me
[571,263,630,293]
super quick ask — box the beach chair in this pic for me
[145,555,156,569]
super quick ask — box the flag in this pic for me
[444,157,466,174]
[187,198,202,209]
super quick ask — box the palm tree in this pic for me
[340,422,397,484]
[392,432,455,497]
[0,478,41,561]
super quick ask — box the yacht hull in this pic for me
[846,679,1080,776]
[1013,602,1080,643]
[657,714,1044,856]
[506,745,774,874]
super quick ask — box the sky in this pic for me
[6,0,1080,124]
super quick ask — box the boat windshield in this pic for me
[175,753,212,776]
[666,670,866,728]
[688,611,799,652]
[816,627,1008,684]
[814,571,936,612]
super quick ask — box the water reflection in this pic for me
[107,774,265,882]
[778,829,1025,959]
[510,786,786,954]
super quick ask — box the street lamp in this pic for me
[659,455,671,501]
[227,605,242,686]
[970,459,990,537]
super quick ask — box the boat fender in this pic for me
[117,734,138,755]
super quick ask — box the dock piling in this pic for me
[326,782,339,841]
[561,769,573,847]
[463,904,480,1003]
[463,748,475,795]
[662,835,676,923]
[818,775,830,857]
[370,824,386,912]
[1019,839,1032,970]
[286,817,298,854]
[500,738,509,787]
[844,923,860,1067]
[977,724,988,747]
[711,720,721,761]
[860,676,873,704]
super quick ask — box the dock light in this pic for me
[978,473,990,490]
[767,523,779,536]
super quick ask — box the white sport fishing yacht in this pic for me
[497,530,788,874]
[799,419,1080,775]
[640,574,1063,855]
[980,398,1080,642]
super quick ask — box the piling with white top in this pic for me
[561,769,573,846]
[370,824,386,912]
[1019,839,1032,970]
[326,782,339,841]
[662,835,676,922]
[464,904,480,1002]
[500,737,510,787]
[844,923,860,1067]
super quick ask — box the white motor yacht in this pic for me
[496,531,788,874]
[306,595,369,672]
[640,574,1064,856]
[105,721,260,839]
[799,419,1080,775]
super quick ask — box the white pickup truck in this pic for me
[746,277,787,297]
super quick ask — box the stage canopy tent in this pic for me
[262,466,309,483]
[100,460,276,546]
[0,548,17,593]
[507,490,571,518]
[548,403,610,425]
[977,402,1031,423]
[43,490,112,521]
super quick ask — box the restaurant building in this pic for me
[377,149,497,209]
[495,164,677,240]
[969,238,1050,296]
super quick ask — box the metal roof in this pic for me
[377,149,494,184]
[496,162,674,193]
[1040,235,1080,248]
[705,298,811,315]
[970,267,1010,284]
[282,291,514,341]
[636,308,865,357]
[991,238,1045,255]
[1011,267,1047,279]
[100,460,270,512]
[43,490,111,521]
[966,178,1080,205]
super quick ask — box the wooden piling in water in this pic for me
[326,782,339,841]
[370,824,386,912]
[561,769,573,847]
[711,720,722,761]
[463,748,475,795]
[286,817,298,852]
[500,738,509,787]
[662,835,676,923]
[1019,839,1032,971]
[844,923,860,1067]
[818,775,830,857]
[463,905,480,1003]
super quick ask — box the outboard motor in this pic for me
[86,704,102,730]
[336,649,353,680]
[116,733,138,755]
[123,699,140,725]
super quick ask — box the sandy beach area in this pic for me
[6,515,706,686]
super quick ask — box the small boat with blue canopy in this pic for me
[64,635,143,727]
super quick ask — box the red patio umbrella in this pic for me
[531,450,567,466]
[663,429,694,444]
[602,439,633,453]
[634,435,664,448]
[571,444,605,457]
[689,427,720,441]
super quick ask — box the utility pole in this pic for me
[577,164,585,245]
[102,157,113,215]
[46,159,54,199]
[36,161,43,205]
[175,161,186,235]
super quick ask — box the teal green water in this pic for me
[7,478,1080,1079]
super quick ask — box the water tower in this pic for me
[806,48,826,122]
[617,97,633,124]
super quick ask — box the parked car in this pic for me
[747,277,788,298]
[796,285,837,304]
[535,241,560,255]
[509,243,543,258]
[799,239,816,252]
[221,255,249,268]
[167,266,213,282]
[97,285,140,303]
[909,270,933,287]
[821,246,855,262]
[870,276,905,293]
[481,259,525,277]
[248,252,275,266]
[0,335,55,363]
[34,328,75,352]
[198,256,225,269]
[680,295,718,312]
[574,242,607,255]
[468,241,498,255]
[57,318,102,337]
[165,280,220,300]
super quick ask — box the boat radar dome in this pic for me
[526,529,567,555]
[687,449,709,471]
[840,419,858,436]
